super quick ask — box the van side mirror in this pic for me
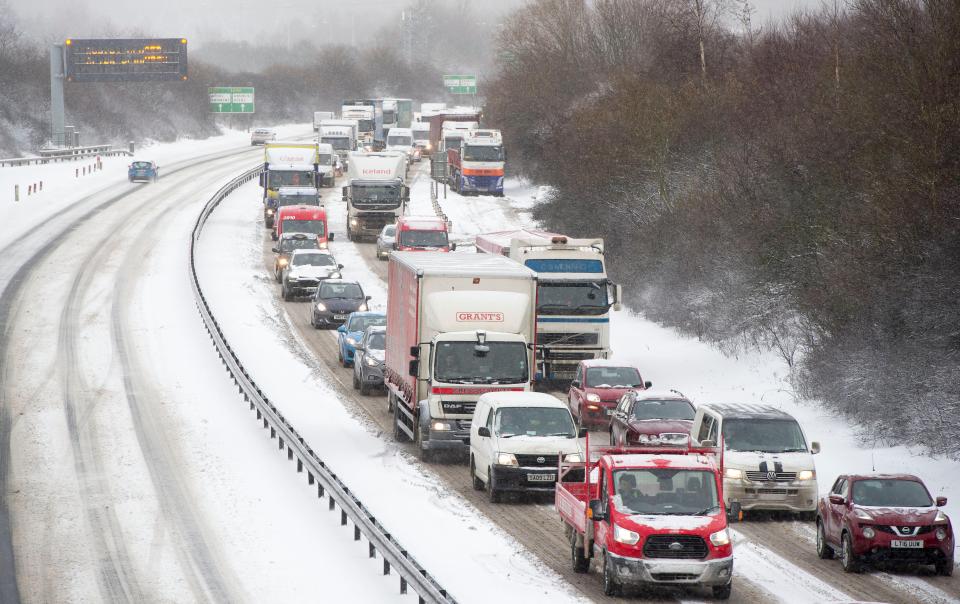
[578,427,587,438]
[644,381,652,389]
[936,496,948,506]
[477,427,490,437]
[570,380,581,389]
[337,325,346,333]
[409,346,419,359]
[588,499,606,522]
[329,233,335,241]
[365,295,372,301]
[828,494,846,505]
[811,441,821,455]
[408,359,419,377]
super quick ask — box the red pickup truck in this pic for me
[556,440,734,598]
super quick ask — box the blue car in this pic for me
[337,311,386,367]
[128,159,159,183]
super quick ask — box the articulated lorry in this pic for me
[475,230,622,383]
[341,102,376,144]
[313,111,335,131]
[343,151,408,241]
[261,142,319,226]
[319,119,358,169]
[385,252,538,460]
[447,129,505,196]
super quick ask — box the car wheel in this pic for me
[727,502,742,523]
[282,284,292,301]
[571,532,589,573]
[470,457,484,491]
[935,558,954,576]
[352,369,360,390]
[337,345,344,365]
[712,582,732,600]
[840,532,861,573]
[487,467,500,503]
[602,549,620,596]
[387,390,394,415]
[816,519,834,559]
[359,377,370,396]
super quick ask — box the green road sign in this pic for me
[209,87,255,113]
[443,74,477,95]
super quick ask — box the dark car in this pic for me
[281,250,342,301]
[816,474,953,576]
[567,360,651,429]
[310,280,370,329]
[128,159,158,182]
[336,311,386,367]
[273,233,321,282]
[609,389,695,447]
[352,326,386,394]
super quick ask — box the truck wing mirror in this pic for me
[403,185,410,201]
[258,173,265,186]
[700,439,715,448]
[612,283,623,312]
[409,346,420,359]
[328,233,335,241]
[477,427,490,437]
[450,243,457,251]
[828,494,846,505]
[570,380,581,389]
[587,499,606,522]
[578,427,588,438]
[408,359,419,377]
[811,441,821,454]
[365,295,372,301]
[644,380,652,389]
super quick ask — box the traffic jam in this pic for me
[256,100,955,599]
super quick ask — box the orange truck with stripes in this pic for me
[384,252,537,461]
[446,129,505,197]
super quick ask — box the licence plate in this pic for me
[527,473,556,482]
[759,492,784,500]
[333,314,347,320]
[891,540,923,548]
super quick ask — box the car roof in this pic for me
[606,453,718,471]
[289,249,331,256]
[320,279,360,286]
[627,389,692,403]
[348,311,384,318]
[581,359,640,369]
[280,232,316,240]
[844,473,925,483]
[477,391,567,409]
[701,402,794,420]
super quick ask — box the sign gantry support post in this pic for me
[50,45,66,147]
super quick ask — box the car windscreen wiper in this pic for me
[692,505,721,516]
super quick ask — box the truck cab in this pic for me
[261,142,319,226]
[275,204,331,248]
[385,127,415,164]
[394,216,454,252]
[447,129,505,196]
[557,445,734,598]
[270,187,320,239]
[343,152,409,241]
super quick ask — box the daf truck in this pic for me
[385,252,538,460]
[261,142,319,224]
[343,151,408,241]
[447,129,505,196]
[475,230,622,383]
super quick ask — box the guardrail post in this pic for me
[354,525,360,541]
[400,576,408,595]
[14,185,18,201]
[383,559,390,575]
[369,543,376,558]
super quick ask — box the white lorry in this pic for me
[385,252,538,460]
[341,105,375,144]
[313,111,335,131]
[385,127,414,164]
[475,230,622,383]
[343,151,408,241]
[316,142,338,187]
[319,119,358,169]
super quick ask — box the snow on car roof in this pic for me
[844,473,924,482]
[702,402,794,420]
[607,453,718,470]
[580,359,639,369]
[289,249,331,256]
[477,391,566,408]
[628,389,691,402]
[398,216,446,230]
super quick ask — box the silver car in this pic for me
[251,128,277,145]
[376,224,396,260]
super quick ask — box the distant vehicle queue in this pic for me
[256,102,954,599]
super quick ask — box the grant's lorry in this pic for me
[261,142,319,225]
[447,129,505,196]
[343,151,408,241]
[385,252,538,461]
[475,229,621,383]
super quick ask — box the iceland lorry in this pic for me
[475,229,621,382]
[343,151,408,241]
[446,129,505,196]
[385,252,538,460]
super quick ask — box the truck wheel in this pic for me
[816,519,834,559]
[416,425,433,462]
[712,582,732,600]
[571,534,589,573]
[486,467,501,503]
[359,376,370,396]
[602,550,621,596]
[727,502,742,523]
[840,532,861,573]
[935,558,954,576]
[282,284,292,301]
[470,457,484,491]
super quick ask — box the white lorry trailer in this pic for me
[319,119,358,168]
[313,111,335,131]
[475,230,622,383]
[385,252,538,460]
[343,151,408,241]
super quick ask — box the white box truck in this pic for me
[319,119,358,168]
[313,111,336,131]
[385,252,538,460]
[343,151,408,241]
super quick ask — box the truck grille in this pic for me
[745,471,797,482]
[514,454,557,468]
[650,573,699,582]
[543,351,596,361]
[643,535,708,559]
[441,401,476,415]
[743,488,798,496]
[538,332,599,347]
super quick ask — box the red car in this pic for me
[608,389,695,447]
[816,474,954,575]
[568,360,651,429]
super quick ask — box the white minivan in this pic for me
[469,392,585,503]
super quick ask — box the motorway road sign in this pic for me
[209,87,255,113]
[443,74,477,95]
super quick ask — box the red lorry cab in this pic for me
[275,205,332,248]
[556,438,734,599]
[394,215,454,252]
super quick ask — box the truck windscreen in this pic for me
[722,419,808,454]
[434,341,528,385]
[359,119,374,132]
[318,153,333,165]
[321,137,352,151]
[352,185,401,205]
[388,136,412,147]
[464,146,504,162]
[613,469,719,516]
[537,282,608,315]
[269,171,315,188]
[277,195,320,207]
[281,220,325,235]
[413,131,430,142]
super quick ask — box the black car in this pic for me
[310,280,370,329]
[352,326,386,395]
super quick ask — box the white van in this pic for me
[689,403,820,520]
[469,392,584,503]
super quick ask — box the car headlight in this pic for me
[497,453,518,466]
[318,242,327,249]
[710,528,731,547]
[365,356,380,367]
[853,508,872,521]
[316,302,326,311]
[358,304,368,312]
[613,524,640,545]
[935,510,949,523]
[278,258,288,267]
[936,527,948,541]
[724,468,743,480]
[585,393,601,403]
[862,526,876,539]
[266,209,275,215]
[350,218,358,226]
[797,470,815,481]
[432,421,453,431]
[564,453,583,463]
[346,337,359,346]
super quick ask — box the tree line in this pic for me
[486,0,960,456]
